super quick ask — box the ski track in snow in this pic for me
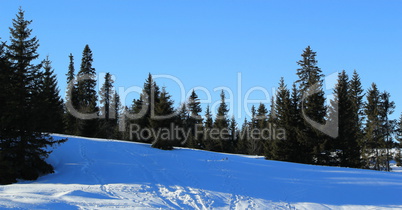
[0,134,402,209]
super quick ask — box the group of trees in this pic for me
[1,8,402,184]
[122,46,401,171]
[64,46,121,140]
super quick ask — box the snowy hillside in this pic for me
[0,135,401,209]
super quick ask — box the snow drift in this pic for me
[0,134,401,209]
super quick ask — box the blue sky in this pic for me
[1,0,402,122]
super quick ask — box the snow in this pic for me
[0,134,402,209]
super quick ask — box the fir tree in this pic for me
[228,116,238,153]
[36,56,64,133]
[295,46,327,164]
[75,45,99,137]
[176,103,190,147]
[255,103,268,156]
[187,90,203,148]
[248,105,260,155]
[348,70,364,168]
[236,118,249,154]
[203,105,214,151]
[328,70,361,167]
[151,87,175,150]
[64,53,78,135]
[213,90,230,152]
[1,8,65,182]
[110,92,122,139]
[363,83,382,170]
[289,83,303,163]
[271,78,292,161]
[144,73,160,125]
[0,40,17,184]
[99,72,115,138]
[395,114,402,166]
[126,74,160,142]
[379,91,395,171]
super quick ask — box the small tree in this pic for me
[187,90,203,148]
[203,105,214,151]
[213,90,230,152]
[99,72,115,138]
[64,53,78,135]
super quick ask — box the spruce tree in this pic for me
[144,73,160,124]
[36,56,64,133]
[187,90,203,148]
[0,40,12,135]
[379,91,395,171]
[176,103,190,147]
[151,87,175,150]
[395,114,402,166]
[363,83,382,170]
[99,72,115,138]
[64,53,78,135]
[0,40,17,184]
[328,70,361,167]
[236,118,249,154]
[127,74,160,142]
[228,116,238,153]
[248,105,260,155]
[213,90,230,152]
[271,78,292,161]
[295,46,327,164]
[255,103,268,156]
[75,45,99,137]
[2,8,65,182]
[203,105,214,151]
[110,92,122,139]
[348,70,364,168]
[289,83,303,163]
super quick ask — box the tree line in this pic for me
[1,8,402,184]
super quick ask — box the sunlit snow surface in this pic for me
[0,135,401,209]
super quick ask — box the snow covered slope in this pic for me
[0,135,401,209]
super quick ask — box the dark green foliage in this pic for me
[99,72,116,138]
[75,45,99,137]
[176,103,191,147]
[35,56,64,133]
[327,70,360,167]
[295,46,327,164]
[212,90,230,152]
[379,91,395,171]
[110,92,122,139]
[151,87,176,150]
[203,105,214,151]
[64,53,78,135]
[236,118,249,154]
[363,83,383,170]
[0,8,66,184]
[271,78,292,161]
[246,106,258,155]
[347,71,365,168]
[287,83,302,162]
[125,73,160,142]
[187,90,203,148]
[229,116,238,153]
